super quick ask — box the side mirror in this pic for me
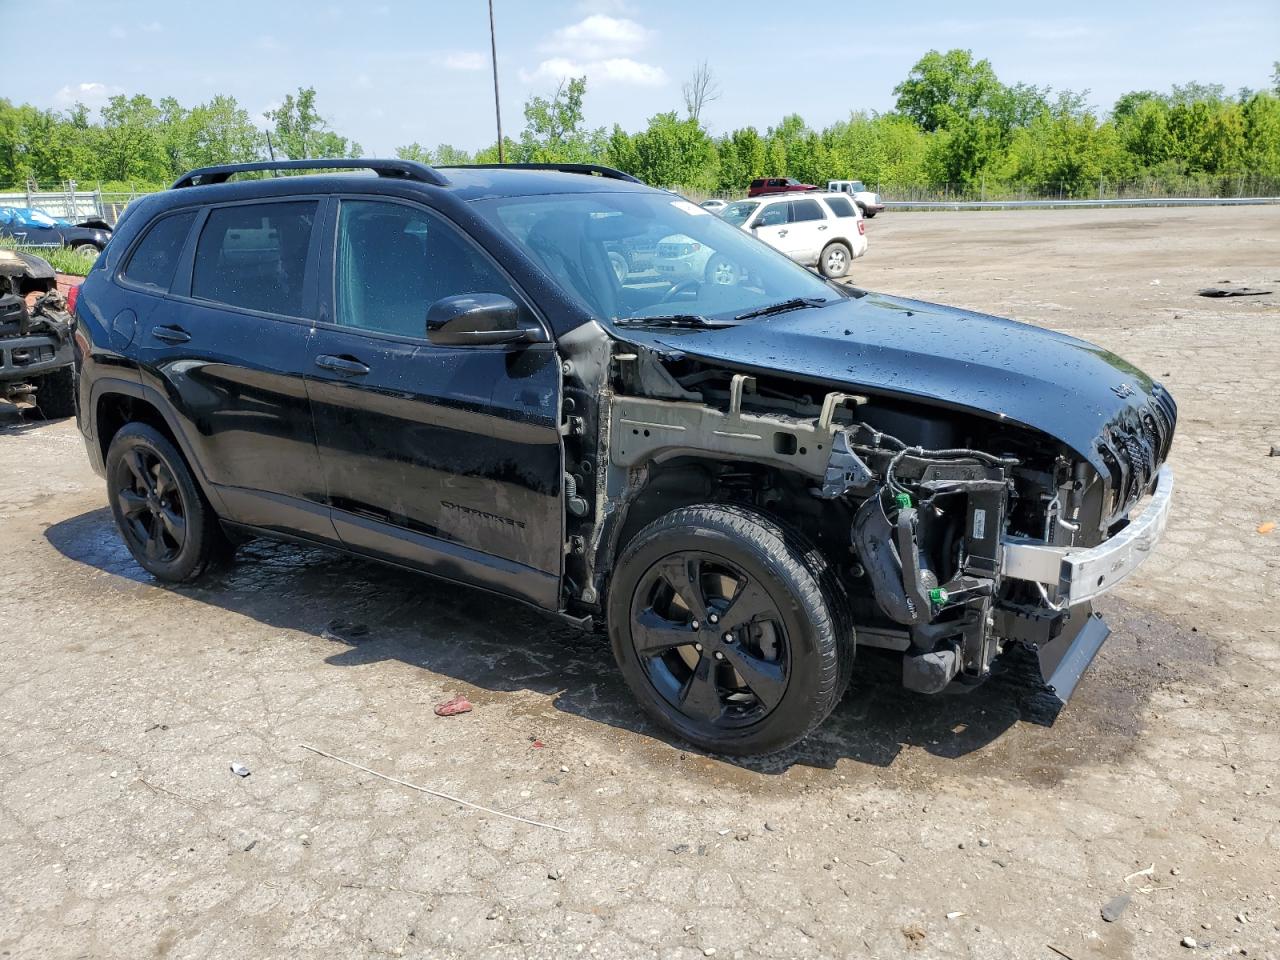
[426,293,546,347]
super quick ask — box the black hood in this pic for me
[612,292,1176,481]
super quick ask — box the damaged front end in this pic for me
[560,319,1177,707]
[0,249,75,403]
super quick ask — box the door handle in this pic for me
[778,229,788,237]
[315,354,370,376]
[817,225,829,231]
[151,325,191,344]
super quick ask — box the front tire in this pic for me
[819,241,852,279]
[71,242,100,260]
[608,504,852,756]
[106,423,229,582]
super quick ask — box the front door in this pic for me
[751,202,808,260]
[306,197,563,609]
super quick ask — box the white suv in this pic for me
[717,193,868,278]
[827,180,884,217]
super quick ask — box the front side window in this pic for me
[789,199,825,222]
[822,196,857,219]
[754,203,789,227]
[121,211,196,292]
[334,199,523,339]
[720,201,758,227]
[191,201,317,316]
[475,191,837,326]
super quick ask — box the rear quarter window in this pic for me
[822,196,857,218]
[191,201,317,317]
[120,211,197,292]
[789,199,825,222]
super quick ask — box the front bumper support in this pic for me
[1001,465,1173,605]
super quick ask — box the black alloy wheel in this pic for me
[105,422,231,582]
[116,446,187,565]
[630,551,790,729]
[609,504,852,756]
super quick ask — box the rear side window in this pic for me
[789,199,825,222]
[191,201,317,316]
[121,211,196,292]
[822,196,857,218]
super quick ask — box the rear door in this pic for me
[132,198,335,541]
[305,197,563,609]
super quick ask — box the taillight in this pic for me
[65,282,81,315]
[858,220,866,235]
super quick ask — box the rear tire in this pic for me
[819,241,852,279]
[71,242,100,260]
[106,423,230,582]
[608,504,853,756]
[34,365,76,419]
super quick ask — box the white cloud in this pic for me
[543,14,652,59]
[140,20,163,33]
[521,56,666,87]
[108,25,127,39]
[52,82,123,110]
[438,50,487,71]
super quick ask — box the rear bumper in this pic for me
[1001,465,1173,605]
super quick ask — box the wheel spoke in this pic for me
[658,557,707,622]
[633,607,693,658]
[117,489,149,518]
[125,450,152,493]
[143,514,163,559]
[677,657,724,724]
[722,645,787,711]
[159,506,186,545]
[719,577,775,635]
[153,466,176,498]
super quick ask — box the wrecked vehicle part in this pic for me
[586,318,1175,706]
[0,250,75,414]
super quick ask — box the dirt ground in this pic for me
[2,206,1278,960]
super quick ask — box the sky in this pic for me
[4,0,1278,154]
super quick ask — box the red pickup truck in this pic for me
[747,177,818,197]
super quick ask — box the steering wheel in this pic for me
[660,278,702,303]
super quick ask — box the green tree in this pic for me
[893,49,1004,131]
[264,87,361,160]
[628,112,718,190]
[100,94,168,183]
[515,77,605,163]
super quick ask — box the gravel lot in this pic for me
[2,206,1278,960]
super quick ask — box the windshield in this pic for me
[475,192,837,325]
[719,201,758,226]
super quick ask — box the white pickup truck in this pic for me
[827,180,884,218]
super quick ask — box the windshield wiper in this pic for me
[734,297,829,322]
[614,314,732,329]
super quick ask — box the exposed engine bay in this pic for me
[558,328,1177,705]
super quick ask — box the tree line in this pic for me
[3,50,1278,197]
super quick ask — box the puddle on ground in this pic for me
[44,508,1218,793]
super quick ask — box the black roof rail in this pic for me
[170,158,449,189]
[438,162,642,184]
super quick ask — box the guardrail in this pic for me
[883,196,1280,211]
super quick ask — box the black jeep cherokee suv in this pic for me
[73,159,1176,756]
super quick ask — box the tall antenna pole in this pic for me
[488,0,505,163]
